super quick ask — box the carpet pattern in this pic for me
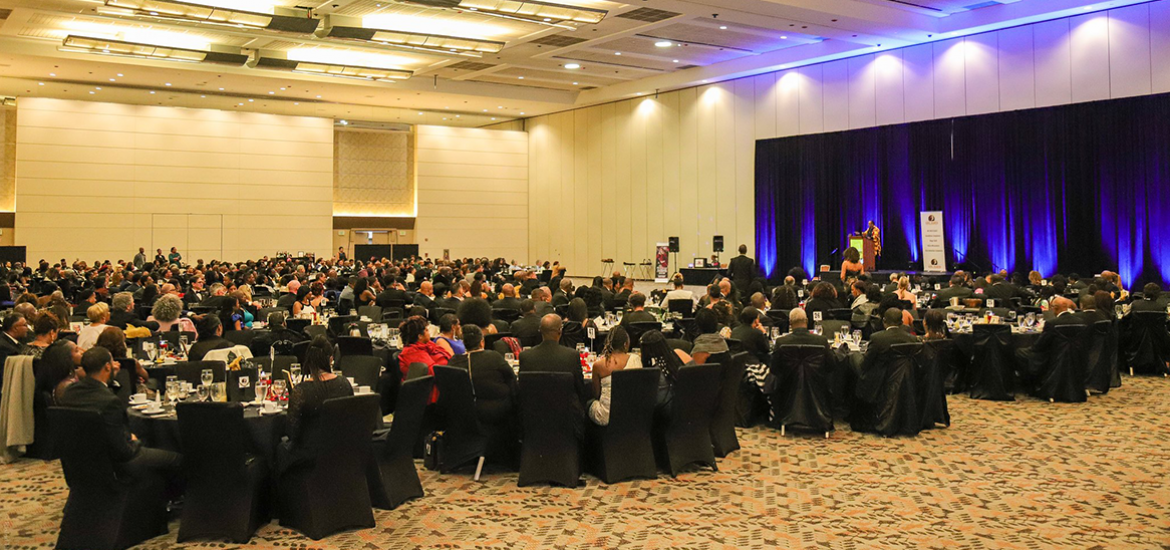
[3,377,1170,549]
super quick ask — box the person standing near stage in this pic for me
[864,220,882,268]
[727,245,757,293]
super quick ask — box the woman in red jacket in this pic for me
[397,315,450,402]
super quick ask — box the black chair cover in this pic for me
[369,376,434,510]
[492,309,521,324]
[327,315,358,339]
[1081,321,1110,392]
[586,368,659,483]
[917,342,951,429]
[291,341,310,363]
[226,367,258,402]
[852,343,926,437]
[653,364,721,476]
[484,332,512,353]
[517,372,582,487]
[923,338,962,394]
[667,299,694,317]
[50,407,169,550]
[627,321,663,345]
[1121,311,1170,375]
[432,366,488,474]
[176,402,268,543]
[710,353,747,456]
[225,330,257,346]
[765,310,791,334]
[337,336,375,357]
[967,324,1015,401]
[1030,324,1089,403]
[285,317,311,336]
[339,355,382,388]
[174,360,226,385]
[829,308,853,321]
[773,345,834,434]
[358,305,383,321]
[277,394,379,540]
[303,325,328,340]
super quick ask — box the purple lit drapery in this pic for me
[755,92,1170,288]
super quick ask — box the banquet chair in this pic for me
[338,355,382,388]
[819,320,850,338]
[406,362,431,381]
[484,332,513,354]
[432,366,488,479]
[967,324,1015,401]
[51,407,169,550]
[358,306,383,321]
[828,308,853,321]
[517,372,582,488]
[711,353,748,456]
[917,342,951,429]
[586,368,660,484]
[255,356,297,383]
[1084,320,1119,393]
[174,360,226,385]
[492,308,521,324]
[303,325,327,340]
[277,394,380,540]
[175,402,268,543]
[226,368,258,402]
[285,318,311,336]
[1120,311,1170,376]
[327,315,359,339]
[292,341,310,363]
[431,307,456,324]
[368,376,433,510]
[627,321,662,345]
[652,363,721,476]
[225,330,258,347]
[772,345,834,437]
[337,336,374,357]
[667,338,693,355]
[667,299,694,317]
[257,307,285,324]
[381,308,405,322]
[851,343,927,437]
[1030,323,1089,403]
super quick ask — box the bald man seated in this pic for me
[518,313,588,419]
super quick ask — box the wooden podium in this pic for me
[849,234,877,271]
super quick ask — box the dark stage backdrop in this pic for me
[755,92,1170,289]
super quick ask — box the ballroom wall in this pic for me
[521,0,1170,276]
[15,98,333,263]
[415,125,528,262]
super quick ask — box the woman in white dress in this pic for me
[588,326,641,426]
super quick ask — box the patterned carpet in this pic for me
[4,377,1170,550]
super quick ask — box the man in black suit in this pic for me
[612,279,633,310]
[251,311,307,356]
[413,281,436,311]
[183,275,206,307]
[861,308,919,371]
[551,278,574,308]
[509,299,542,347]
[58,347,182,480]
[933,274,974,307]
[727,245,757,292]
[0,313,27,391]
[188,315,232,361]
[493,284,522,311]
[108,292,158,331]
[599,278,616,311]
[772,308,829,350]
[531,287,555,318]
[1132,283,1167,313]
[983,274,1017,305]
[619,293,657,328]
[375,276,408,308]
[74,289,98,318]
[730,306,770,364]
[518,314,589,414]
[1020,297,1088,381]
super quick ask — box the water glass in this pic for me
[200,369,213,387]
[859,341,870,354]
[505,352,515,363]
[272,379,287,400]
[813,325,823,336]
[576,343,586,354]
[196,384,210,402]
[852,330,862,345]
[179,335,190,351]
[290,364,302,384]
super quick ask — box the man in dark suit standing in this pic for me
[509,299,542,347]
[518,314,589,416]
[58,347,182,481]
[727,245,757,293]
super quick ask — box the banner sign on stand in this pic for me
[655,243,670,282]
[920,211,946,273]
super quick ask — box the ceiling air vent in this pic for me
[530,34,588,47]
[0,9,11,20]
[616,7,680,23]
[678,64,699,70]
[449,61,496,71]
[580,86,597,90]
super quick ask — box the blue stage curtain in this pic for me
[755,92,1170,289]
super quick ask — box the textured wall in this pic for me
[333,128,415,217]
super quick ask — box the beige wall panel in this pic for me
[416,135,528,154]
[18,127,137,148]
[18,144,137,165]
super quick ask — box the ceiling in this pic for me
[0,0,1138,127]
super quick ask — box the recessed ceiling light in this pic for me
[456,115,460,118]
[238,103,244,106]
[443,117,448,120]
[116,73,123,77]
[445,106,450,109]
[38,82,44,86]
[719,25,727,30]
[89,91,95,94]
[543,17,551,21]
[49,73,56,77]
[672,59,679,63]
[165,83,172,86]
[655,41,672,48]
[200,95,205,98]
[498,106,503,108]
[635,92,643,96]
[518,76,524,79]
[572,82,578,85]
[294,102,299,105]
[149,91,156,94]
[614,52,621,55]
[316,95,322,98]
[248,99,254,102]
[1084,5,1092,9]
[219,87,224,91]
[418,112,423,115]
[268,91,275,94]
[483,109,488,112]
[280,87,286,90]
[468,6,476,9]
[564,63,581,69]
[702,79,709,83]
[109,78,116,82]
[520,112,525,115]
[491,117,496,120]
[95,87,101,90]
[781,36,787,39]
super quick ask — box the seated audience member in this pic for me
[619,292,656,327]
[109,291,158,331]
[457,297,500,335]
[861,308,920,371]
[519,314,589,411]
[588,327,641,426]
[933,274,974,308]
[509,299,541,345]
[638,330,689,412]
[280,335,354,470]
[730,306,770,364]
[433,313,466,356]
[1132,283,1166,312]
[447,325,518,463]
[73,289,97,318]
[188,314,232,361]
[710,300,736,331]
[148,294,196,333]
[689,308,728,365]
[37,339,84,404]
[803,282,842,322]
[772,308,828,350]
[560,298,597,350]
[660,276,695,306]
[397,315,451,398]
[1079,294,1107,323]
[922,309,949,340]
[19,312,57,359]
[59,347,182,480]
[77,303,110,350]
[95,325,148,384]
[493,284,522,311]
[252,311,306,356]
[551,278,574,308]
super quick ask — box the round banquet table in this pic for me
[128,402,287,464]
[952,329,1041,357]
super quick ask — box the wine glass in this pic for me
[200,368,213,388]
[196,384,210,402]
[852,330,862,346]
[505,352,515,364]
[143,341,156,362]
[290,363,301,385]
[179,335,190,351]
[273,380,287,401]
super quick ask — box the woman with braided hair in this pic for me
[588,326,642,426]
